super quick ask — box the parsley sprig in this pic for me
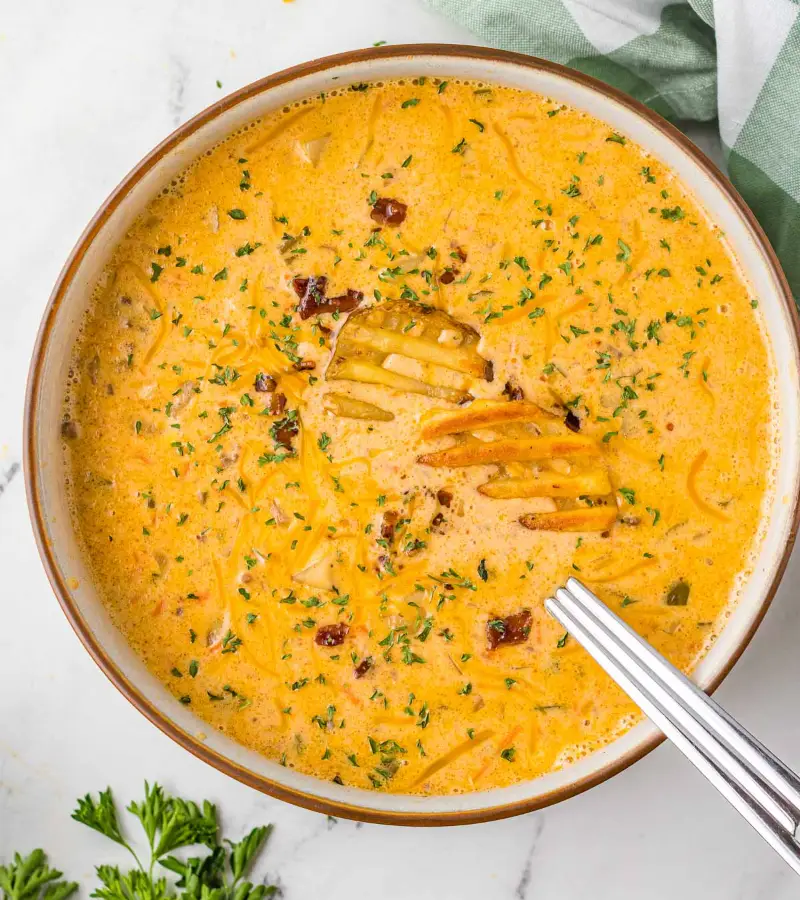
[70,782,278,900]
[0,851,77,900]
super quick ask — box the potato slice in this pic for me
[324,392,395,421]
[293,551,336,590]
[419,435,600,467]
[479,470,612,498]
[327,299,490,403]
[421,400,552,440]
[346,323,488,378]
[299,133,331,167]
[332,358,471,404]
[519,507,617,532]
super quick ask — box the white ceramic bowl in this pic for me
[25,45,800,825]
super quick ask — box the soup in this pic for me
[63,77,773,795]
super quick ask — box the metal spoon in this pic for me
[547,577,800,874]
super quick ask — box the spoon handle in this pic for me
[547,577,800,875]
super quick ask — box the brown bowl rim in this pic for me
[24,42,800,826]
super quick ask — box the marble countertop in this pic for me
[2,1,800,896]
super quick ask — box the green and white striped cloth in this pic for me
[425,0,800,299]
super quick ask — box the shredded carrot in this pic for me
[500,725,522,747]
[557,295,591,323]
[585,554,658,584]
[245,105,314,153]
[698,357,715,404]
[411,729,494,788]
[687,450,729,520]
[489,301,549,330]
[341,686,364,708]
[374,715,414,727]
[438,102,454,147]
[472,726,522,784]
[493,123,534,186]
[471,758,493,785]
[115,262,171,367]
[223,483,250,510]
[358,94,383,166]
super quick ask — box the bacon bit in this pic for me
[430,511,445,531]
[440,247,467,285]
[502,381,525,402]
[354,656,373,678]
[436,489,453,508]
[565,410,581,432]
[271,413,298,450]
[255,372,277,392]
[292,275,363,319]
[315,622,349,647]
[325,289,363,315]
[293,359,316,371]
[370,197,407,226]
[666,422,675,432]
[487,610,532,650]
[292,275,326,317]
[267,392,287,416]
[292,274,327,299]
[380,510,399,542]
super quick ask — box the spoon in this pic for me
[547,577,800,874]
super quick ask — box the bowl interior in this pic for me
[27,47,800,823]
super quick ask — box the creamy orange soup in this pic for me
[63,77,773,795]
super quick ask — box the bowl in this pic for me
[25,44,800,825]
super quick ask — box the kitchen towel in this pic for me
[424,0,800,299]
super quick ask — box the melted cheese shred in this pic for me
[63,77,773,796]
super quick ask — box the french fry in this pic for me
[519,506,617,532]
[418,435,600,467]
[479,469,612,498]
[421,401,552,440]
[331,358,471,404]
[323,392,395,421]
[347,324,487,378]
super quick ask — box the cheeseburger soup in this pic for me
[63,77,773,794]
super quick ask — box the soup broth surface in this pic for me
[64,77,773,795]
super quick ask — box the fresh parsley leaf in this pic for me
[72,789,127,846]
[0,851,77,900]
[70,784,279,900]
[127,782,217,857]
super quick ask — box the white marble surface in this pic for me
[2,2,800,896]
